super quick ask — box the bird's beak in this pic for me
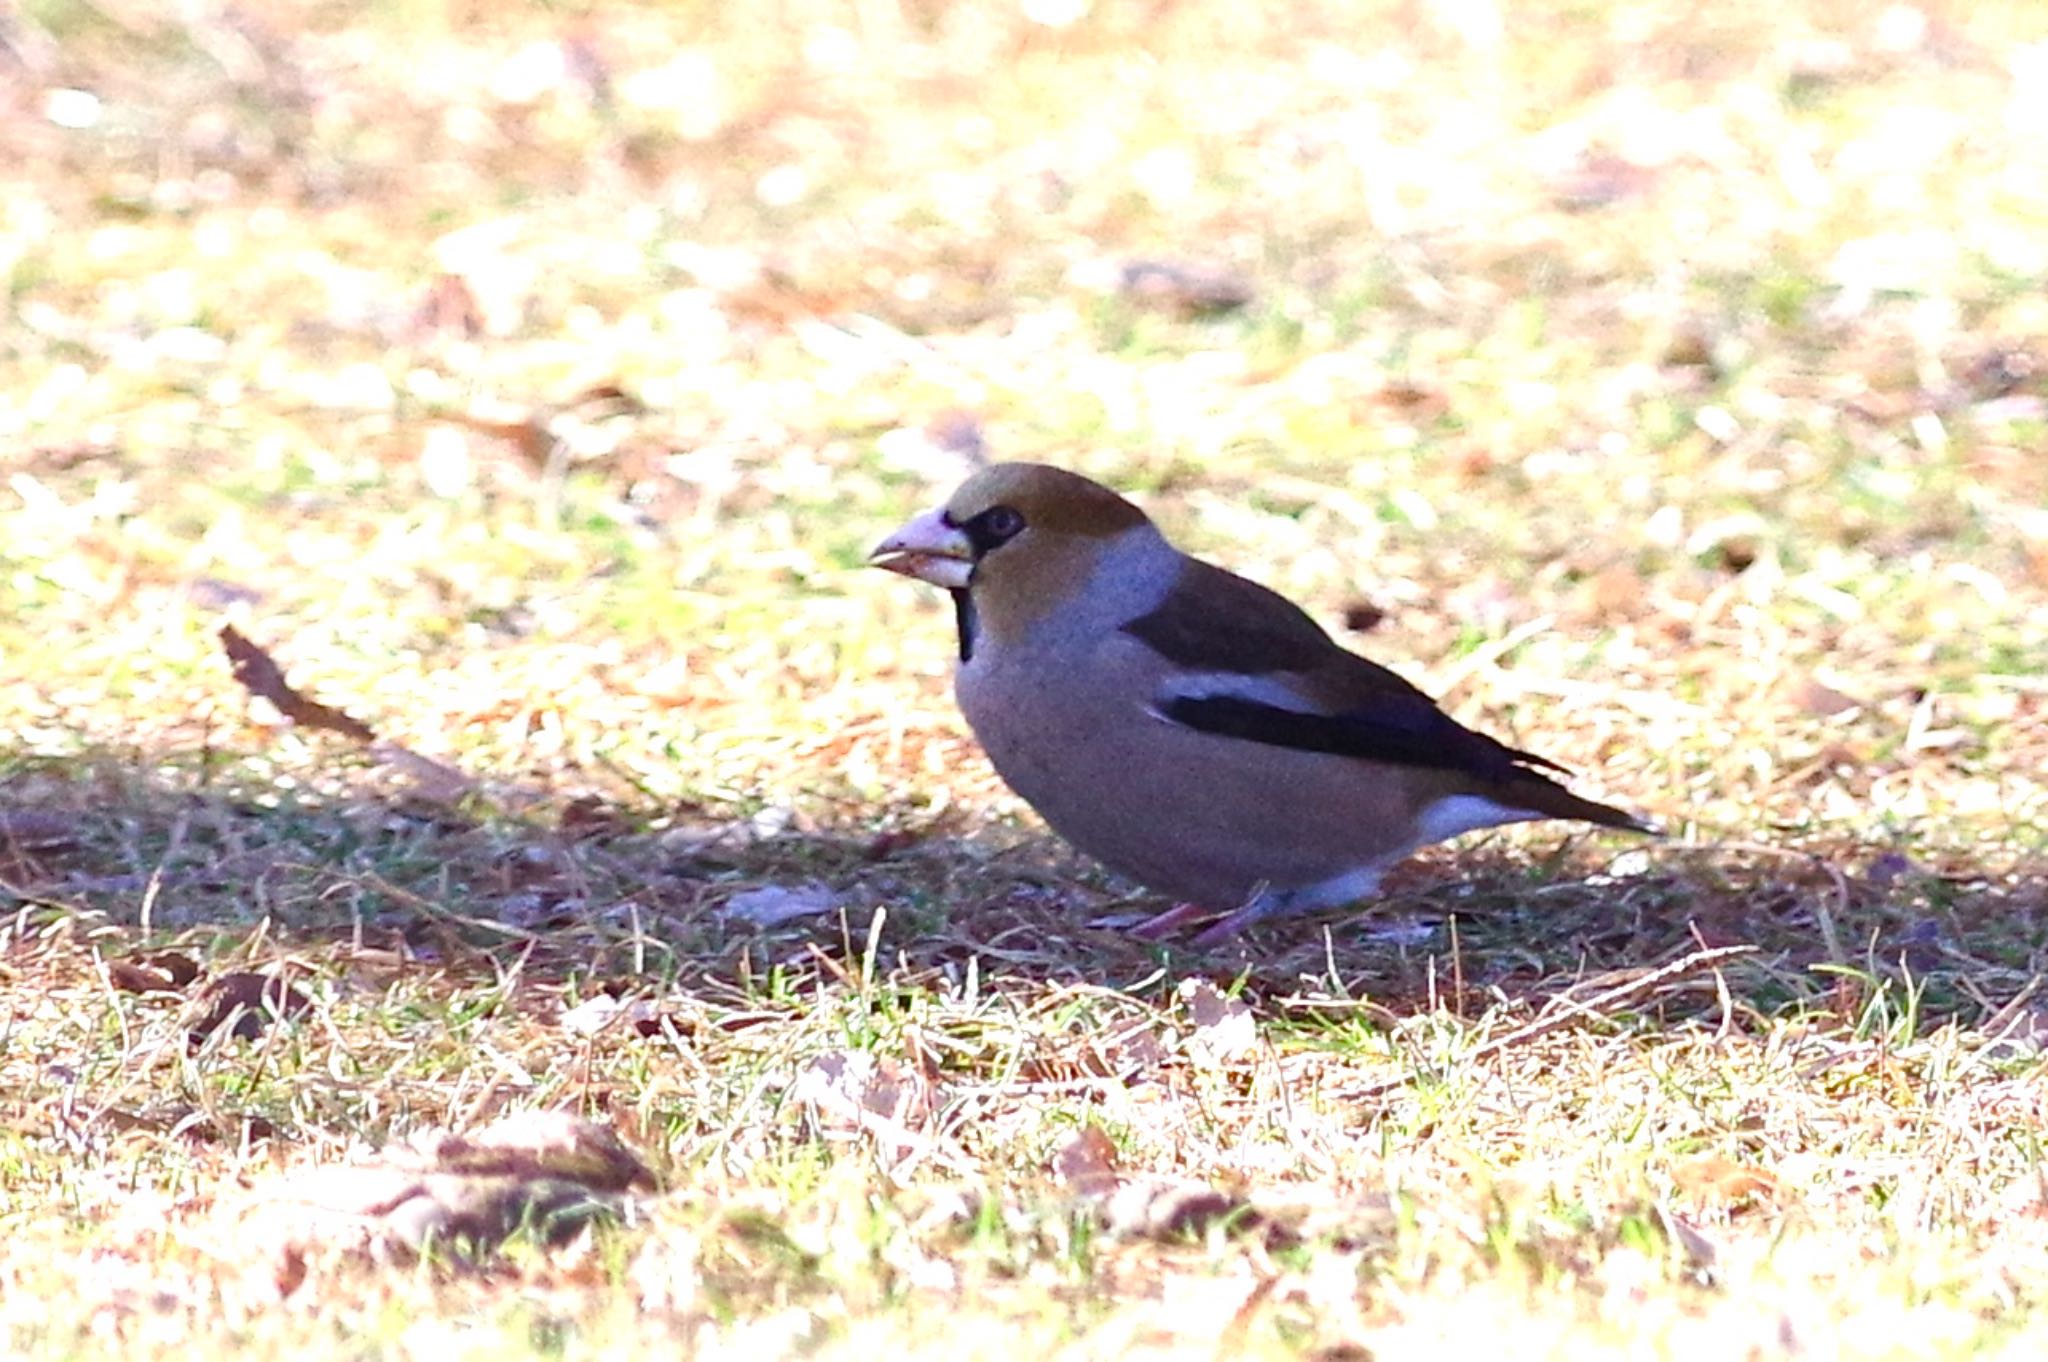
[868,507,975,590]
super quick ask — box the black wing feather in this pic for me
[1156,692,1570,781]
[1125,557,1573,783]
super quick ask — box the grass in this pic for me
[5,0,2048,1355]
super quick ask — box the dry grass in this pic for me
[4,0,2048,1355]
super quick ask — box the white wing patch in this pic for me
[1154,670,1320,710]
[1412,794,1536,846]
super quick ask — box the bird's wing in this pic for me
[1123,557,1571,783]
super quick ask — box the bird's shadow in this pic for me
[9,751,2039,1039]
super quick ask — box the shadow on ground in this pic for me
[6,749,2043,1036]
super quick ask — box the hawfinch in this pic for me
[870,463,1652,945]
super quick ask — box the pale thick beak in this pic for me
[869,507,976,589]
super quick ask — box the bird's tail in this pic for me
[1503,770,1659,835]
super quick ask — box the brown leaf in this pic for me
[188,971,312,1046]
[1584,564,1649,619]
[369,742,476,803]
[228,1113,650,1269]
[1670,1155,1782,1210]
[1051,1125,1121,1200]
[401,1110,655,1194]
[560,992,656,1038]
[1372,378,1449,419]
[1661,325,1717,371]
[454,408,559,472]
[788,1050,962,1173]
[1116,258,1255,316]
[108,951,200,995]
[631,1007,692,1039]
[560,795,633,839]
[1546,150,1657,210]
[1102,1180,1264,1242]
[556,382,645,422]
[1788,675,1864,718]
[1340,599,1387,633]
[863,828,925,860]
[1959,344,2040,402]
[1180,978,1258,1067]
[406,272,485,342]
[792,1051,935,1131]
[218,626,377,744]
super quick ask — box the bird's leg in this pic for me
[1125,901,1217,941]
[1188,884,1290,947]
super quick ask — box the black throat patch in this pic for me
[950,588,979,662]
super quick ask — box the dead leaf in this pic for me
[560,795,634,839]
[1545,150,1657,210]
[792,1051,933,1130]
[1371,378,1449,420]
[218,625,377,743]
[109,963,169,995]
[1014,1019,1170,1084]
[560,992,662,1038]
[406,272,485,342]
[1788,675,1864,718]
[107,951,200,995]
[1051,1125,1121,1199]
[631,1007,691,1039]
[218,627,476,799]
[720,882,840,928]
[1958,344,2040,402]
[188,971,312,1046]
[453,407,559,472]
[368,741,476,803]
[1661,325,1718,371]
[1670,1155,1782,1210]
[1340,599,1387,633]
[402,1110,654,1193]
[1180,978,1258,1067]
[560,993,626,1037]
[1115,258,1254,316]
[789,1050,963,1174]
[226,1111,651,1274]
[1102,1180,1265,1242]
[1583,564,1649,619]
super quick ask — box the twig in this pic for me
[1336,943,1759,1101]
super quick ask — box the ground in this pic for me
[3,0,2048,1357]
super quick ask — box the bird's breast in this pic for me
[949,636,1428,906]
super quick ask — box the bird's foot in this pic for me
[1124,901,1218,942]
[1120,886,1299,947]
[1187,890,1287,947]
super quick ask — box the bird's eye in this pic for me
[982,506,1025,541]
[959,505,1027,556]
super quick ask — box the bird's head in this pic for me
[869,463,1155,639]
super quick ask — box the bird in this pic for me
[869,462,1653,946]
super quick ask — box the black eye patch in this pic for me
[958,504,1026,555]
